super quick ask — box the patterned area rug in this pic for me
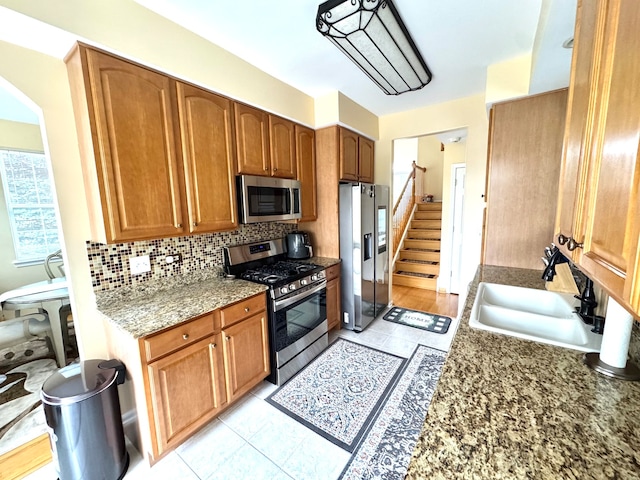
[266,339,406,452]
[383,307,452,334]
[339,345,447,479]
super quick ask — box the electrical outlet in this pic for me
[130,255,151,275]
[165,253,183,264]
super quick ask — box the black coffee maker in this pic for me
[286,232,313,259]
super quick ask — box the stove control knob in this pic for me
[311,274,318,281]
[300,279,308,286]
[289,284,296,291]
[280,287,288,294]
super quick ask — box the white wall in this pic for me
[417,136,444,201]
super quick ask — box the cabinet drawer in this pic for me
[144,314,215,362]
[325,263,341,281]
[220,293,266,328]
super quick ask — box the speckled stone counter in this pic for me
[95,270,267,338]
[406,265,640,480]
[302,256,341,268]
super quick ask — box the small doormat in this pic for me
[383,307,452,334]
[266,339,406,452]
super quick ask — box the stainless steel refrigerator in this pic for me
[339,183,390,331]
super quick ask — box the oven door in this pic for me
[272,281,327,361]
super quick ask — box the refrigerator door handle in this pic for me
[363,233,373,261]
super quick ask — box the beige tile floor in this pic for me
[25,312,458,480]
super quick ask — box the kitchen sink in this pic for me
[470,282,602,352]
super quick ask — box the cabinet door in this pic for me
[84,48,185,241]
[269,116,297,178]
[147,334,226,454]
[295,125,317,222]
[358,136,375,183]
[235,103,271,176]
[577,0,640,307]
[222,312,270,403]
[176,83,237,233]
[326,276,341,331]
[339,128,359,181]
[555,0,606,261]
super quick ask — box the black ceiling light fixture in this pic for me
[316,0,432,95]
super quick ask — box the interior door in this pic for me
[450,165,466,294]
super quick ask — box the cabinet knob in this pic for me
[193,222,198,227]
[210,343,217,349]
[273,168,278,172]
[557,234,569,245]
[567,237,584,251]
[176,223,182,228]
[182,334,189,340]
[244,307,250,313]
[225,336,231,341]
[264,167,269,171]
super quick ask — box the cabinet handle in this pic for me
[182,334,189,340]
[567,237,584,251]
[557,234,569,246]
[225,336,231,341]
[244,307,250,313]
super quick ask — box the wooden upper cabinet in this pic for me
[269,116,297,178]
[176,83,237,233]
[67,45,185,242]
[555,0,604,261]
[340,128,359,181]
[358,136,375,183]
[295,125,317,222]
[339,127,375,183]
[234,103,271,176]
[556,0,640,315]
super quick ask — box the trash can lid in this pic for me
[41,359,119,405]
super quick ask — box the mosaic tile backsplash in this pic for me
[87,223,297,292]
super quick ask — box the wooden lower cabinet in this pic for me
[104,293,269,463]
[147,334,226,454]
[222,312,270,403]
[325,263,342,331]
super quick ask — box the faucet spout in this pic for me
[541,246,568,281]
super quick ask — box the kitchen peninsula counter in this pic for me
[95,270,267,338]
[406,265,640,479]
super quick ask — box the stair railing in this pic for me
[392,161,426,258]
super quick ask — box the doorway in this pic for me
[0,80,69,463]
[390,128,467,315]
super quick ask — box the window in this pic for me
[0,149,60,264]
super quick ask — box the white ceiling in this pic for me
[0,0,577,123]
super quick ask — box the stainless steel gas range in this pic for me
[223,238,328,385]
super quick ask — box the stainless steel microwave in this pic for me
[237,175,302,224]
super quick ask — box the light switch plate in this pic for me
[130,255,151,275]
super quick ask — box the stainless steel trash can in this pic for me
[41,359,129,480]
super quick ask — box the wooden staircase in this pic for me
[393,202,442,291]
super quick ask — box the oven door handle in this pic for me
[273,280,327,311]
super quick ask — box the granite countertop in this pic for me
[303,256,341,268]
[95,258,340,339]
[406,265,640,479]
[96,273,267,338]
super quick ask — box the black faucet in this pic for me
[541,246,568,281]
